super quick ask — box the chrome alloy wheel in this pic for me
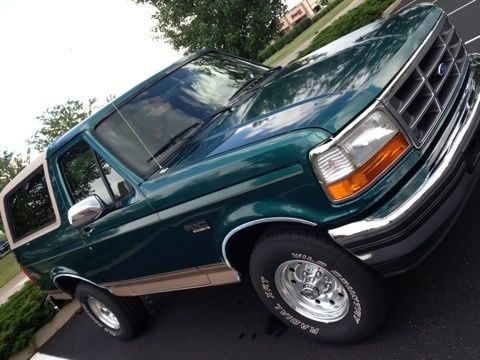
[87,296,121,329]
[274,260,350,323]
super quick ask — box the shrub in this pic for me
[258,47,275,62]
[257,0,346,62]
[298,0,396,58]
[0,282,56,360]
[312,0,344,23]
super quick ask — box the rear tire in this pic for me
[249,226,387,344]
[76,283,147,340]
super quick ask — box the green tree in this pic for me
[28,98,98,152]
[0,150,26,232]
[0,151,25,193]
[135,0,286,60]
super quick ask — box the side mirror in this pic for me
[68,195,104,228]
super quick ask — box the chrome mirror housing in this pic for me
[68,195,104,228]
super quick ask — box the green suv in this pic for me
[1,4,479,343]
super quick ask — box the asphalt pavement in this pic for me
[398,0,480,53]
[37,1,480,359]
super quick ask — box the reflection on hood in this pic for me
[177,4,442,166]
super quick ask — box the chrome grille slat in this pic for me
[424,43,447,77]
[432,59,454,93]
[411,95,435,128]
[386,17,468,147]
[457,51,467,70]
[398,73,426,113]
[440,26,454,45]
[450,41,462,58]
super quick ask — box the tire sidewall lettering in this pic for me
[291,252,327,268]
[258,275,320,335]
[331,270,362,324]
[261,276,275,299]
[81,301,119,337]
[258,252,363,330]
[274,302,320,334]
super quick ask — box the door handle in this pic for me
[82,226,95,237]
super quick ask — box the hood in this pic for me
[177,4,443,165]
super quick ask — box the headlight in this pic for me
[309,110,409,202]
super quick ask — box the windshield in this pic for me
[95,53,267,177]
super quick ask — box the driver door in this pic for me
[55,136,178,287]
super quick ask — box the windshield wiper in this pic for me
[228,66,282,101]
[147,122,201,163]
[200,105,234,122]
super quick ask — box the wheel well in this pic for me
[54,275,105,297]
[224,221,318,276]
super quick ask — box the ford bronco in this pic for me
[1,4,479,343]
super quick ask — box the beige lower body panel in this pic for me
[49,290,72,300]
[103,263,240,297]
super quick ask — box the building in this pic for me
[280,0,328,33]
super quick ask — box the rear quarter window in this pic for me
[6,167,56,241]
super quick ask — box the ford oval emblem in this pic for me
[437,62,448,76]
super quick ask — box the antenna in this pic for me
[111,102,164,172]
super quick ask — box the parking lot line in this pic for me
[401,0,417,10]
[401,0,438,12]
[466,35,480,45]
[31,353,69,360]
[448,0,477,15]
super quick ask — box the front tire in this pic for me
[76,283,147,340]
[249,226,387,344]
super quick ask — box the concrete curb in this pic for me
[383,0,403,16]
[10,300,81,360]
[0,273,28,306]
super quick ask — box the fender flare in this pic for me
[52,273,110,296]
[221,217,317,270]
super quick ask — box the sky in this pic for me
[0,0,181,155]
[285,0,300,9]
[0,0,296,156]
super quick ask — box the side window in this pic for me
[7,168,56,241]
[60,140,131,205]
[98,157,132,199]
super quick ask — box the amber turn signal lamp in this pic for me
[326,133,409,201]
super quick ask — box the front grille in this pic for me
[387,18,468,146]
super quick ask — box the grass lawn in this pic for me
[264,0,355,66]
[0,282,55,360]
[0,253,20,289]
[298,0,395,58]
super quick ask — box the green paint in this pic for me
[7,5,448,291]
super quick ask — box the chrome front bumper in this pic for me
[328,54,480,273]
